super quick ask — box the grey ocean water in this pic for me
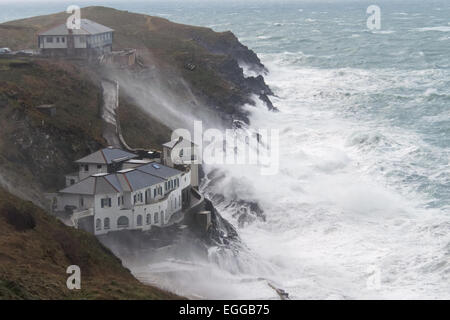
[1,0,448,298]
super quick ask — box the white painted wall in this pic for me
[56,194,94,212]
[39,32,112,50]
[65,174,79,187]
[87,32,113,49]
[78,163,107,180]
[39,36,68,49]
[74,35,87,49]
[92,184,183,235]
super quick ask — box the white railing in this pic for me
[71,208,94,228]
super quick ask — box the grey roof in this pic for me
[59,168,166,195]
[119,170,165,191]
[75,148,137,165]
[137,162,182,179]
[59,175,118,195]
[162,138,180,149]
[104,174,122,192]
[39,19,114,36]
[162,137,198,149]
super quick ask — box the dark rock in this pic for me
[192,31,267,74]
[204,198,240,246]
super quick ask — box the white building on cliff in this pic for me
[38,19,114,57]
[56,146,192,235]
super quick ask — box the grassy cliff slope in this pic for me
[0,56,106,205]
[0,187,181,299]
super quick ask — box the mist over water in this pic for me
[3,0,448,299]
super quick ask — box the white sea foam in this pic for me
[414,26,450,32]
[202,55,450,299]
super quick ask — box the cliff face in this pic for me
[0,58,106,206]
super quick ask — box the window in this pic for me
[165,182,168,191]
[117,216,129,228]
[101,198,111,208]
[154,212,159,224]
[56,37,60,43]
[137,215,142,226]
[104,218,110,230]
[153,188,157,198]
[79,36,86,43]
[61,37,65,43]
[179,149,184,157]
[80,197,84,207]
[46,37,53,43]
[84,165,89,171]
[70,179,75,185]
[118,196,123,206]
[133,194,136,204]
[146,214,151,225]
[96,218,101,231]
[97,164,102,169]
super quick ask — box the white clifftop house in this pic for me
[162,136,200,187]
[38,19,114,57]
[56,146,194,235]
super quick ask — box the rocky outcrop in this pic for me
[217,57,276,113]
[192,31,266,73]
[204,198,240,246]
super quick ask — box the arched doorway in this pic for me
[117,216,129,228]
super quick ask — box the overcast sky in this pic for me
[0,0,396,4]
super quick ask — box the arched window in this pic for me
[137,214,142,226]
[117,216,129,228]
[104,217,110,230]
[146,213,151,225]
[96,218,101,230]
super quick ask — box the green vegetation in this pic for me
[0,187,181,299]
[0,56,105,192]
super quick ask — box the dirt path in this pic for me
[101,80,121,148]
